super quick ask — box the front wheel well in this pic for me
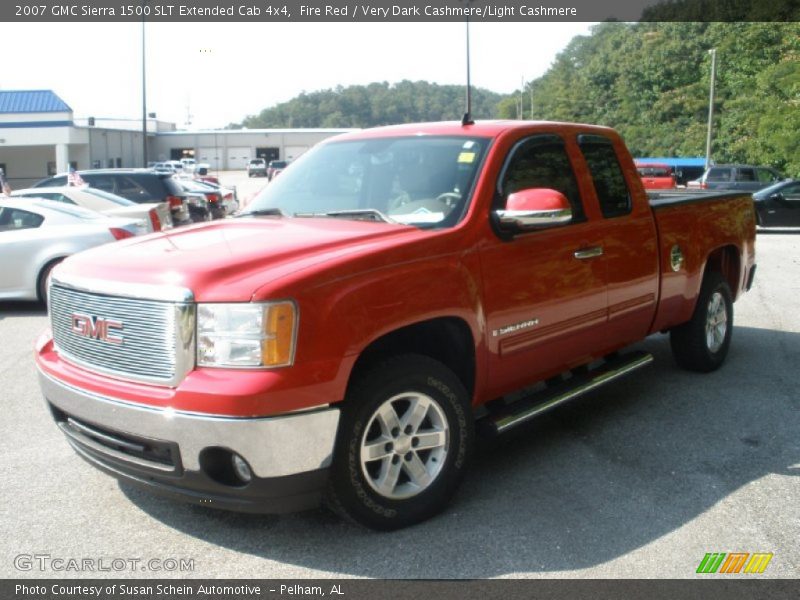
[37,257,66,302]
[348,318,476,400]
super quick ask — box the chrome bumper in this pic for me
[38,369,340,479]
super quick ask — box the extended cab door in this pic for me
[575,134,659,349]
[478,134,608,399]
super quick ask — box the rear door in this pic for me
[734,167,759,191]
[575,134,659,349]
[479,133,608,398]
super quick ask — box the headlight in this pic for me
[197,301,297,368]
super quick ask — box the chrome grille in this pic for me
[49,283,194,386]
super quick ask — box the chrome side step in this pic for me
[482,351,654,435]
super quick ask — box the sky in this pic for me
[2,22,594,129]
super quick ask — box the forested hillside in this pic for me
[501,22,800,175]
[231,22,799,175]
[232,81,502,129]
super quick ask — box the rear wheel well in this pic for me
[349,318,476,400]
[705,245,740,297]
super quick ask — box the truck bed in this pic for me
[648,189,752,208]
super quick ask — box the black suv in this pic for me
[33,169,193,226]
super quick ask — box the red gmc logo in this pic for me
[70,313,124,345]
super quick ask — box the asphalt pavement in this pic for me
[0,197,797,580]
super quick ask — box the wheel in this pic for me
[37,259,63,305]
[670,271,733,372]
[326,354,473,530]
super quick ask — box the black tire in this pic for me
[326,354,473,530]
[670,271,734,372]
[37,259,63,305]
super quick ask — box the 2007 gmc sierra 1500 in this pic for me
[35,121,756,530]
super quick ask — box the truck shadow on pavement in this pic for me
[122,326,799,578]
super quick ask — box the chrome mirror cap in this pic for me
[494,207,572,231]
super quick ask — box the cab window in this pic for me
[498,134,585,222]
[578,134,631,218]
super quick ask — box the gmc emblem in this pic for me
[70,313,124,345]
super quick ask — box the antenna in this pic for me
[461,4,474,126]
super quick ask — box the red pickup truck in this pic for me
[36,121,756,530]
[635,161,678,190]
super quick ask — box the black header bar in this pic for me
[3,0,799,22]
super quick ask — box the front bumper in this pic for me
[39,370,340,513]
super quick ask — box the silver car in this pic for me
[12,186,173,234]
[0,198,142,303]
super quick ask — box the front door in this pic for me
[479,134,608,399]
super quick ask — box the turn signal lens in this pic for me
[262,302,296,367]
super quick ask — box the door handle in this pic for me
[574,246,604,260]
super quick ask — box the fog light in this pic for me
[231,454,252,483]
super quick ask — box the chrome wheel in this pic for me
[705,291,728,353]
[360,392,449,500]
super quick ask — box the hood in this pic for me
[55,216,425,302]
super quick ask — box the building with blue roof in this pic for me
[0,89,351,186]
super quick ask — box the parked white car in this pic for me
[0,198,142,303]
[12,186,172,234]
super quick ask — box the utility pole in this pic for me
[141,0,148,166]
[530,83,534,120]
[705,48,717,171]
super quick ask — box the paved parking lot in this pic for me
[0,215,797,579]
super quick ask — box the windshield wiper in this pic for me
[294,209,396,224]
[237,208,286,218]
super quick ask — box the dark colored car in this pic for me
[266,160,288,181]
[33,169,192,226]
[753,179,800,228]
[687,164,784,192]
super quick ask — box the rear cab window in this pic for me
[578,134,631,218]
[636,165,672,178]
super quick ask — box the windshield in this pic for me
[246,136,489,228]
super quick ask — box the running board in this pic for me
[481,351,654,436]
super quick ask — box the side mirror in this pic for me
[493,188,573,232]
